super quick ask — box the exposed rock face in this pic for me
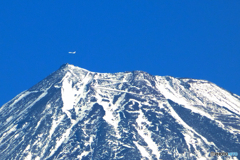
[0,64,239,160]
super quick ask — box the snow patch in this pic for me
[61,73,75,119]
[133,141,151,159]
[77,151,89,159]
[5,116,13,124]
[0,124,17,143]
[136,110,159,159]
[24,153,32,160]
[96,93,121,138]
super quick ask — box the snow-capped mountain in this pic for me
[0,64,239,160]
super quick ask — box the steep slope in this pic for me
[0,64,239,160]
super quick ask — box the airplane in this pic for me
[68,51,76,54]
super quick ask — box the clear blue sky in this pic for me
[1,1,240,106]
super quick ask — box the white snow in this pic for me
[24,153,32,160]
[46,126,72,158]
[49,115,65,137]
[95,86,144,96]
[23,145,32,160]
[61,72,75,119]
[1,65,240,160]
[5,116,13,124]
[39,115,65,158]
[95,92,121,138]
[35,156,40,160]
[0,124,17,144]
[14,134,19,138]
[191,82,240,114]
[9,91,31,107]
[14,90,49,120]
[135,110,160,159]
[155,76,214,120]
[133,141,150,159]
[0,91,31,114]
[77,151,90,159]
[61,70,93,121]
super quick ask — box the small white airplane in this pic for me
[68,51,76,54]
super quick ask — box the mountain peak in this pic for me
[0,65,240,159]
[59,63,91,73]
[59,63,77,71]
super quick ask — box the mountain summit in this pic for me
[0,64,240,160]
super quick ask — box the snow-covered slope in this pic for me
[0,64,239,160]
